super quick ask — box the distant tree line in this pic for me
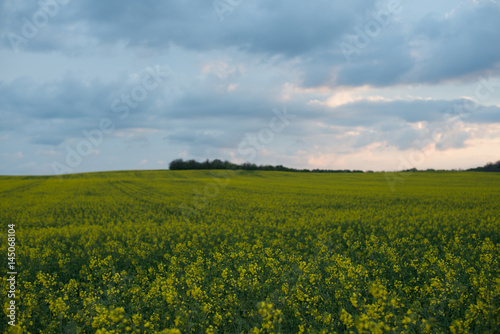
[467,160,500,172]
[399,160,500,173]
[169,159,500,173]
[169,159,364,173]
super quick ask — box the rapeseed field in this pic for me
[1,171,499,333]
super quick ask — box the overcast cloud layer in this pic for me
[1,0,499,175]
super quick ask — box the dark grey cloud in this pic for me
[1,0,372,57]
[29,134,66,146]
[335,31,414,87]
[0,70,287,149]
[411,2,500,83]
[2,1,499,87]
[0,74,147,145]
[304,1,500,88]
[0,76,112,120]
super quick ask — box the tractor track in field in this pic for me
[0,179,47,198]
[106,178,169,206]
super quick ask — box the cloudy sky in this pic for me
[1,0,499,175]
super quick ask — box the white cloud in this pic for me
[36,150,58,157]
[1,151,24,160]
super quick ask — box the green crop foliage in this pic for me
[1,171,499,333]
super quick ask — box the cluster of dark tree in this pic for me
[467,160,500,172]
[308,169,364,173]
[169,159,363,173]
